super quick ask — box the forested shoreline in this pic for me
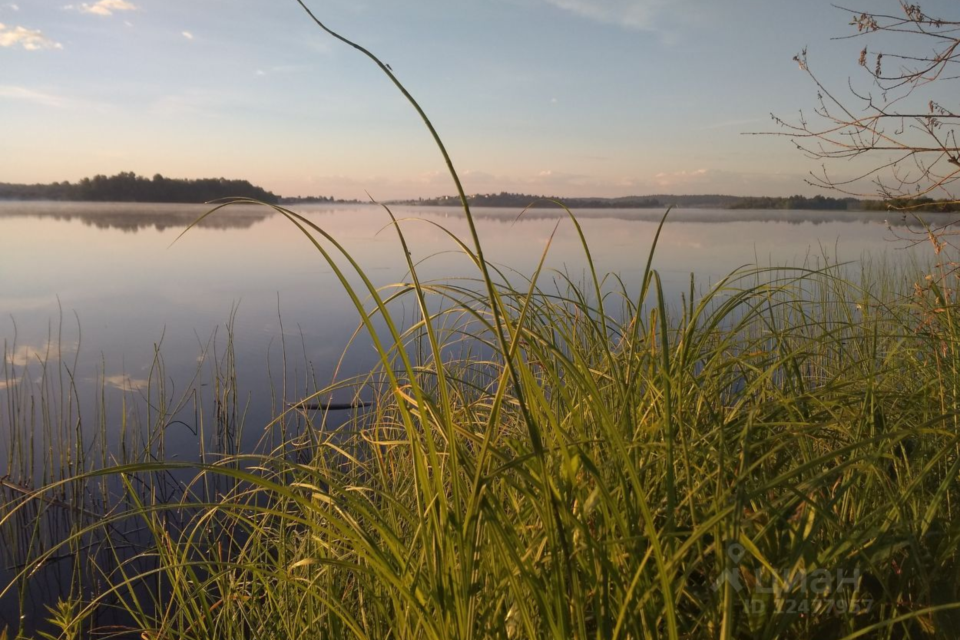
[4,176,960,212]
[0,172,279,204]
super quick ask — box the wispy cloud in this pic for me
[0,23,62,50]
[181,30,193,40]
[411,167,611,196]
[4,3,19,11]
[0,85,108,112]
[643,168,810,195]
[0,85,67,106]
[253,64,311,78]
[653,168,708,188]
[540,0,662,29]
[75,0,137,17]
[539,0,707,30]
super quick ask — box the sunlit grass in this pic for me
[3,3,960,639]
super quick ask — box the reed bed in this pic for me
[3,4,960,639]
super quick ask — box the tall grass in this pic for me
[4,3,960,638]
[0,321,258,636]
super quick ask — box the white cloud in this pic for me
[78,0,137,16]
[181,30,193,40]
[0,23,62,50]
[4,3,20,11]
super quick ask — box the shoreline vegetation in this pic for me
[393,192,960,211]
[5,174,960,212]
[4,206,960,640]
[4,5,960,640]
[0,172,281,205]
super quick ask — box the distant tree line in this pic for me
[397,192,664,209]
[5,177,958,212]
[728,195,857,210]
[397,192,953,211]
[398,192,867,209]
[860,197,960,213]
[731,195,960,212]
[279,195,336,204]
[278,195,363,205]
[0,172,279,204]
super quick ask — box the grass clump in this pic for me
[4,3,960,639]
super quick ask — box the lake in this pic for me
[0,201,940,457]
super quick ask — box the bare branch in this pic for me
[756,2,960,203]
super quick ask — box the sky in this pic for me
[0,0,945,199]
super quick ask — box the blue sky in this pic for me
[0,0,933,198]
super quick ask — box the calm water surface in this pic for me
[0,201,940,455]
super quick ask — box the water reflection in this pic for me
[402,204,955,228]
[1,201,952,233]
[0,201,272,232]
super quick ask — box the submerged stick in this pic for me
[288,401,372,412]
